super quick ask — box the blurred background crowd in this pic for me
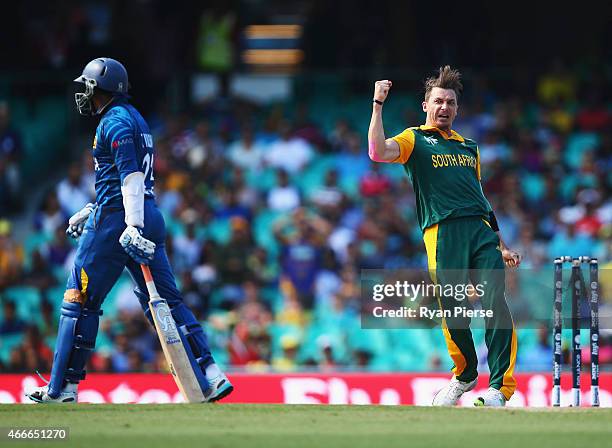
[0,0,610,376]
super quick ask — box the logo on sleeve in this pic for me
[111,137,133,149]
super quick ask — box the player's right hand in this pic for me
[119,225,156,265]
[374,80,392,103]
[66,202,96,239]
[501,247,522,268]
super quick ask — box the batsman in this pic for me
[27,58,233,403]
[368,66,521,406]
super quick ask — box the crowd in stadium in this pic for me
[0,59,610,376]
[0,1,610,379]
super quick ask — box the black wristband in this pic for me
[373,99,384,105]
[488,211,500,232]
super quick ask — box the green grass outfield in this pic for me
[1,404,610,448]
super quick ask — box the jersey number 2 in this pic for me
[142,153,155,181]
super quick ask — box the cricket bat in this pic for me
[140,264,207,403]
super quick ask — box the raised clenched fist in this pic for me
[374,80,392,103]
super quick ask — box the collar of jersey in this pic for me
[418,125,465,142]
[102,97,128,116]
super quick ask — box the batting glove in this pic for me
[119,225,156,265]
[66,203,97,239]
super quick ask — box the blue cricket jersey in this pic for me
[91,98,155,208]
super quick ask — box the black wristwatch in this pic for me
[373,99,384,105]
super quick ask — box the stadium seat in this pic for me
[301,321,350,363]
[22,231,53,270]
[245,167,277,192]
[253,210,282,254]
[521,173,545,202]
[295,155,337,197]
[564,132,599,169]
[45,285,66,307]
[346,327,389,359]
[164,215,184,237]
[204,218,232,244]
[517,328,538,350]
[3,286,41,320]
[0,333,23,364]
[102,273,135,318]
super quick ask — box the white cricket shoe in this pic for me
[205,372,234,402]
[474,387,506,407]
[432,376,477,406]
[26,383,78,404]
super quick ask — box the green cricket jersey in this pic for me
[391,125,492,232]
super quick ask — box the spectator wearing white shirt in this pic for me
[267,169,300,212]
[56,162,94,217]
[309,169,344,210]
[173,209,204,274]
[227,126,266,172]
[34,190,67,235]
[264,121,313,174]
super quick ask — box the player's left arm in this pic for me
[489,212,521,268]
[477,146,521,268]
[108,119,156,264]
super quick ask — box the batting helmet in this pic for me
[74,58,129,115]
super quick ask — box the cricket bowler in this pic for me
[368,66,521,406]
[27,57,233,403]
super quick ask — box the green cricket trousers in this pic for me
[423,216,517,400]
